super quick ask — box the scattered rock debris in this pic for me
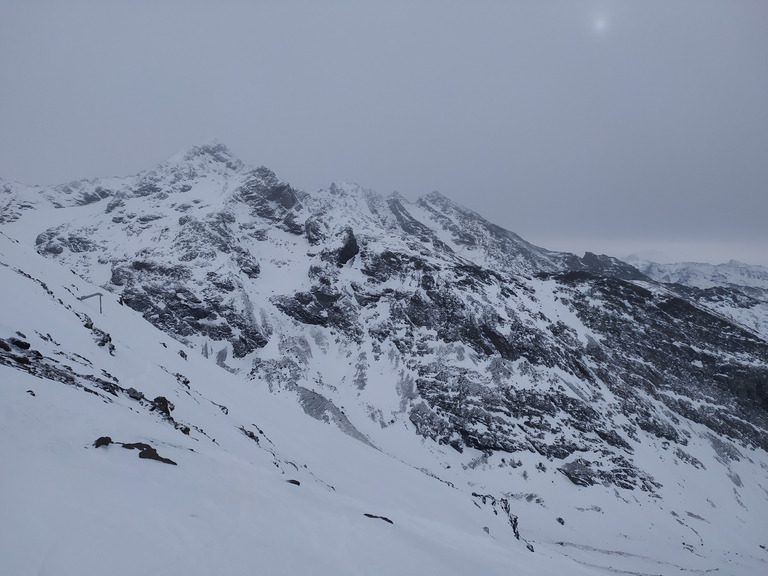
[174,373,191,389]
[93,436,112,448]
[92,436,177,465]
[239,426,260,443]
[472,492,520,539]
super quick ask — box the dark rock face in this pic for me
[336,228,359,266]
[555,273,768,450]
[272,287,359,337]
[235,167,304,234]
[151,396,174,417]
[111,256,268,358]
[305,218,326,245]
[36,227,98,255]
[579,252,647,281]
[557,457,660,492]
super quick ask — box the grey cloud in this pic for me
[1,1,766,264]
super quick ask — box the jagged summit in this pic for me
[146,140,246,185]
[164,140,244,173]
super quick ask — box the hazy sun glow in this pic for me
[592,15,609,34]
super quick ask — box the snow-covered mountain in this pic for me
[2,142,767,575]
[632,259,768,291]
[630,258,768,341]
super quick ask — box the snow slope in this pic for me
[3,231,766,575]
[0,232,555,576]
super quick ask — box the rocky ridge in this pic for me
[2,142,767,499]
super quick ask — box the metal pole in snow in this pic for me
[78,292,104,314]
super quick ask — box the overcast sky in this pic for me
[2,1,767,265]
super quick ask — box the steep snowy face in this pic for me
[2,144,768,573]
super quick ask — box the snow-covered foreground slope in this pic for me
[3,233,767,575]
[0,233,553,575]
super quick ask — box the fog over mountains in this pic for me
[2,143,767,575]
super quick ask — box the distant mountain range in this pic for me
[628,257,768,340]
[2,142,766,575]
[630,257,768,289]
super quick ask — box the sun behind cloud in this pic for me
[592,15,609,34]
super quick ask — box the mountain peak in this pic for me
[164,140,244,174]
[422,190,450,203]
[3,144,768,574]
